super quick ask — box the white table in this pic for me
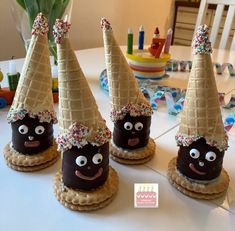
[0,46,235,231]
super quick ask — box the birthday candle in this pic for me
[51,64,58,78]
[9,58,17,75]
[164,28,173,54]
[127,28,133,54]
[8,56,20,91]
[151,27,160,50]
[138,25,144,50]
[153,27,160,38]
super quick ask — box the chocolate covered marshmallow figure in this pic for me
[101,18,156,164]
[53,20,118,211]
[4,13,59,171]
[168,25,229,199]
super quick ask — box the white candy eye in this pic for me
[134,122,143,131]
[35,126,45,135]
[18,125,28,134]
[124,122,133,130]
[92,153,103,164]
[76,156,87,167]
[205,151,216,162]
[189,149,200,159]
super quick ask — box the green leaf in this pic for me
[16,0,26,10]
[48,0,70,42]
[23,0,40,28]
[37,0,55,18]
[15,0,70,64]
[49,43,57,64]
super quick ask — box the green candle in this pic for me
[7,72,20,91]
[127,28,133,54]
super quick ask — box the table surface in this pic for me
[0,46,235,231]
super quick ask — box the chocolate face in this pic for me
[62,142,109,191]
[11,114,53,155]
[113,113,151,150]
[176,138,224,181]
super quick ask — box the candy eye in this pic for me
[134,122,143,131]
[76,156,87,167]
[189,149,200,159]
[92,153,103,164]
[205,151,216,162]
[124,122,133,130]
[35,126,45,135]
[18,125,28,134]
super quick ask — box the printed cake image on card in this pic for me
[134,183,159,208]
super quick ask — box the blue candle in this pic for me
[138,25,144,50]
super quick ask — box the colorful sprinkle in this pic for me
[192,24,212,55]
[175,133,228,152]
[53,19,71,44]
[56,122,111,152]
[111,102,153,122]
[32,13,49,36]
[91,127,111,146]
[100,17,112,31]
[7,105,57,124]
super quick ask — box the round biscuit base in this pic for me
[111,154,153,165]
[3,141,60,172]
[6,155,59,172]
[54,166,119,211]
[168,178,226,200]
[110,137,156,165]
[56,192,116,211]
[167,157,229,200]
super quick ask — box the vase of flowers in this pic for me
[10,0,73,64]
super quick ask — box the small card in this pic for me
[134,183,159,208]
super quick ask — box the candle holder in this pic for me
[126,50,170,80]
[126,27,172,80]
[10,0,73,64]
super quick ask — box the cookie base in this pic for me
[167,157,229,200]
[54,166,119,211]
[110,137,156,165]
[3,141,60,172]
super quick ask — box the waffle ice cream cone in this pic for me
[13,36,53,111]
[54,20,111,152]
[101,18,151,121]
[7,13,56,123]
[176,25,228,151]
[57,37,106,133]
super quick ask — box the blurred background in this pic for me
[0,0,175,61]
[1,0,234,61]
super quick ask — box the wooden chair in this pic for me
[195,0,235,50]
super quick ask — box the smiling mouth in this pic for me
[128,138,140,146]
[24,141,40,148]
[189,163,206,175]
[75,168,103,181]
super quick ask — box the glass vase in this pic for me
[10,0,73,64]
